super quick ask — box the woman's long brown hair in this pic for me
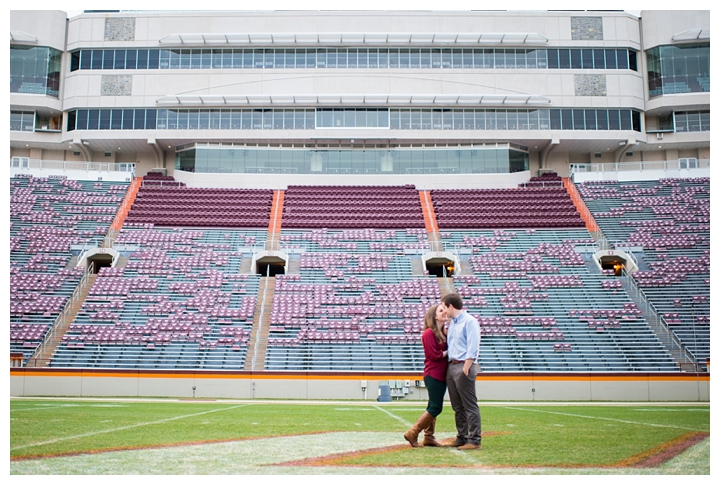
[423,304,446,344]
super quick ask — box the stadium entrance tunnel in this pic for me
[76,247,119,274]
[252,250,288,277]
[422,252,459,277]
[593,249,637,276]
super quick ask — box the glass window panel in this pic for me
[354,109,367,127]
[125,49,137,69]
[546,49,559,69]
[368,48,378,68]
[527,109,539,130]
[388,48,399,68]
[344,110,356,128]
[133,109,146,130]
[358,48,368,68]
[596,110,608,130]
[326,48,337,68]
[91,50,103,69]
[390,109,400,130]
[305,110,315,129]
[506,49,517,68]
[617,49,628,69]
[102,50,114,69]
[347,48,358,68]
[485,109,496,130]
[619,110,632,130]
[182,49,194,69]
[581,49,593,69]
[378,48,388,68]
[550,110,561,130]
[201,49,212,68]
[87,110,99,130]
[316,48,326,67]
[411,110,422,129]
[421,109,432,129]
[558,49,570,69]
[585,109,597,130]
[378,109,389,127]
[409,48,420,68]
[516,109,529,129]
[525,49,537,68]
[451,49,462,68]
[573,109,585,129]
[593,49,605,69]
[114,49,128,69]
[475,110,486,130]
[463,110,474,130]
[400,110,411,129]
[198,110,211,129]
[179,110,191,129]
[699,111,710,131]
[561,109,573,129]
[605,49,617,69]
[148,49,159,69]
[516,49,527,69]
[420,49,431,68]
[441,49,452,68]
[608,110,620,130]
[431,49,442,68]
[336,48,348,68]
[122,109,134,129]
[494,49,506,68]
[496,110,507,130]
[99,109,111,129]
[307,49,317,68]
[570,49,582,69]
[536,49,547,68]
[274,49,285,69]
[79,50,91,70]
[146,109,157,129]
[538,109,550,129]
[253,50,264,68]
[506,110,518,129]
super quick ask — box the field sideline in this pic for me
[10,397,710,476]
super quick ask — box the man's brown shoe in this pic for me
[457,443,482,450]
[447,439,466,447]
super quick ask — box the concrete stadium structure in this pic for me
[10,10,710,401]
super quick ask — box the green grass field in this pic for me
[10,398,710,475]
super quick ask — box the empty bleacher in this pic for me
[50,226,264,369]
[10,175,129,363]
[578,178,710,368]
[10,175,705,375]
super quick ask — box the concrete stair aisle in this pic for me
[29,273,97,367]
[244,276,275,371]
[620,277,695,370]
[438,277,455,297]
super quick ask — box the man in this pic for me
[442,292,481,450]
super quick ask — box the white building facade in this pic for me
[10,10,710,188]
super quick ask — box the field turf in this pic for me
[10,398,710,475]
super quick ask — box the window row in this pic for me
[69,47,637,71]
[67,108,642,132]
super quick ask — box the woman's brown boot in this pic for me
[422,416,442,446]
[403,411,434,447]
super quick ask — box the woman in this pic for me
[404,303,449,447]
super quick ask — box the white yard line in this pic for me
[372,405,413,427]
[501,406,708,432]
[11,404,249,451]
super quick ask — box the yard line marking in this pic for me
[501,406,707,432]
[11,404,249,451]
[373,406,413,427]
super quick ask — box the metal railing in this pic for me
[29,262,95,367]
[570,159,710,174]
[621,269,698,367]
[11,158,136,174]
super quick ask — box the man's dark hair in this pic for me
[442,293,463,310]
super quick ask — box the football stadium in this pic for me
[10,9,710,475]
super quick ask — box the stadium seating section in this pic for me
[9,173,709,373]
